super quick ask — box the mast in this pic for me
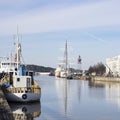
[65,40,68,72]
[16,27,19,71]
[10,52,12,68]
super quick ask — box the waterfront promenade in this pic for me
[0,86,14,120]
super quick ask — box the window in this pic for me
[17,78,20,82]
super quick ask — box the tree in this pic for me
[88,62,106,76]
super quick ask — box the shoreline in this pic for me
[73,75,120,83]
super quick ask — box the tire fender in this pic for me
[22,94,27,100]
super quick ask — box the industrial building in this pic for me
[106,55,120,77]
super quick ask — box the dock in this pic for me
[0,86,14,120]
[73,75,120,83]
[92,76,120,82]
[73,75,91,80]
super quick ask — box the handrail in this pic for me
[2,87,41,94]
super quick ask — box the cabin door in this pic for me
[26,78,31,87]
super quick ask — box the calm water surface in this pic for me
[35,76,120,120]
[10,76,120,120]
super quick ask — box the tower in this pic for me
[77,55,82,72]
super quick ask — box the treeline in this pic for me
[23,64,55,72]
[88,62,106,76]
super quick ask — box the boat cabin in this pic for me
[12,68,34,88]
[0,60,34,88]
[13,76,32,88]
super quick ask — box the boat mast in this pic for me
[16,27,19,71]
[65,40,68,72]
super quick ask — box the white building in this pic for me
[106,55,120,76]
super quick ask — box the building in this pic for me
[106,55,120,76]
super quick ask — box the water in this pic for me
[10,76,120,120]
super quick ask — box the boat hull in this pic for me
[4,92,41,102]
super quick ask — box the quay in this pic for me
[91,76,120,82]
[73,74,120,83]
[73,75,91,80]
[0,86,14,120]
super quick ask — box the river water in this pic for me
[10,76,120,120]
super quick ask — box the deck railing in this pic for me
[2,87,41,94]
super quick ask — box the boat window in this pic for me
[17,78,20,82]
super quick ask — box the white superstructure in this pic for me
[106,55,120,76]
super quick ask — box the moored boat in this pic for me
[55,65,62,77]
[55,40,73,79]
[0,30,41,102]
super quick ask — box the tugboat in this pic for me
[0,30,41,102]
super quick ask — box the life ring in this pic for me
[22,94,27,99]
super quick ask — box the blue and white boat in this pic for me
[0,30,41,102]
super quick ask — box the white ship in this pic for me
[0,30,41,102]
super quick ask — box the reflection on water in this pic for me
[34,76,120,120]
[88,80,106,99]
[9,101,41,120]
[55,78,82,116]
[55,78,69,115]
[89,80,120,108]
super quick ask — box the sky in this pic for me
[0,0,120,70]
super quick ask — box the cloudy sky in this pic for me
[0,0,120,69]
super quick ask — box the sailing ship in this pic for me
[55,40,73,79]
[0,30,41,102]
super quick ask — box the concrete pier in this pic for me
[0,86,14,120]
[92,76,120,82]
[73,75,91,80]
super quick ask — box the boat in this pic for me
[55,40,73,79]
[55,65,62,78]
[0,30,41,102]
